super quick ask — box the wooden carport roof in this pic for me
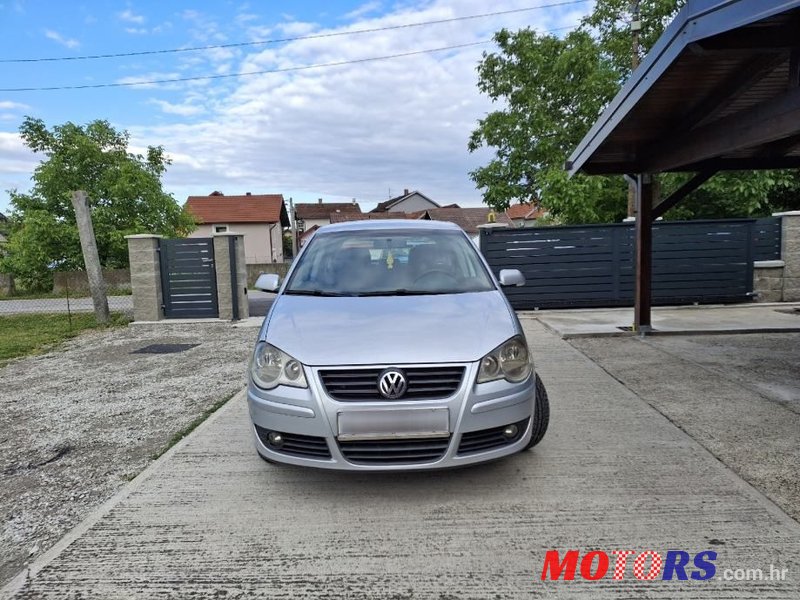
[567,0,800,176]
[566,0,800,332]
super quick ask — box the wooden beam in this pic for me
[758,132,800,158]
[675,53,787,133]
[652,171,716,220]
[790,47,800,88]
[634,174,654,333]
[643,86,800,172]
[694,27,799,52]
[678,156,800,172]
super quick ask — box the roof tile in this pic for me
[185,194,286,224]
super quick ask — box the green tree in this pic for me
[1,117,194,290]
[469,0,800,223]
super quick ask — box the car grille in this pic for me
[319,366,465,401]
[457,418,530,455]
[255,425,331,459]
[338,437,451,465]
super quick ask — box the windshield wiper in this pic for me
[284,289,351,297]
[355,289,448,297]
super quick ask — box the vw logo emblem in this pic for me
[378,368,407,399]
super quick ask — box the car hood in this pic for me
[263,291,518,366]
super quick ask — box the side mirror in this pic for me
[498,269,525,287]
[254,273,280,292]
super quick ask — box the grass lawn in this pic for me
[0,313,129,365]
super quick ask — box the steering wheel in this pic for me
[412,270,460,286]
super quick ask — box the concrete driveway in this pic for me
[4,320,799,599]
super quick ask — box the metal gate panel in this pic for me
[481,219,760,310]
[159,238,219,318]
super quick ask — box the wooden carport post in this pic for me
[634,174,654,332]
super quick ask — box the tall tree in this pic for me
[469,0,799,223]
[1,118,194,290]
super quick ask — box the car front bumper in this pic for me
[247,362,537,471]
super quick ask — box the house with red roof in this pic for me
[294,199,362,232]
[185,191,290,264]
[505,202,547,227]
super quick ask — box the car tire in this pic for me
[523,373,549,450]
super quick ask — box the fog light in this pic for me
[502,424,519,439]
[267,432,284,447]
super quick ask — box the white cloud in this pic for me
[119,9,145,24]
[344,1,382,20]
[276,21,317,37]
[115,72,181,89]
[148,99,205,116]
[0,101,30,111]
[0,132,38,210]
[151,21,172,34]
[2,0,589,214]
[236,13,259,25]
[44,29,79,49]
[125,27,148,35]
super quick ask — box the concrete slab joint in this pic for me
[125,234,164,322]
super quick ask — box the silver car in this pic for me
[248,219,549,470]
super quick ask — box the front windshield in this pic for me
[285,229,496,296]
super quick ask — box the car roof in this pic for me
[317,219,462,234]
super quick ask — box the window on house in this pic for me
[215,225,228,233]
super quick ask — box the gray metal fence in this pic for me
[159,238,219,319]
[480,218,774,310]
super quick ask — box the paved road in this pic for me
[4,321,799,598]
[0,293,274,318]
[0,296,133,315]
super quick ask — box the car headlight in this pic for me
[477,336,532,384]
[250,342,308,390]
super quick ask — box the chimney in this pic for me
[404,189,409,196]
[318,198,323,204]
[246,192,251,196]
[352,198,356,204]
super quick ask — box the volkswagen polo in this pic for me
[248,219,549,470]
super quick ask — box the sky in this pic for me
[0,0,592,215]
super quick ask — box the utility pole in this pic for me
[71,190,109,324]
[289,196,298,258]
[627,1,642,218]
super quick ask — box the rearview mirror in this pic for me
[254,273,280,292]
[498,269,525,287]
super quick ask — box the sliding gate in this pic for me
[480,219,778,310]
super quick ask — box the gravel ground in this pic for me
[0,321,259,586]
[568,332,800,522]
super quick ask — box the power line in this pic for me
[0,0,590,64]
[0,24,580,92]
[0,41,492,91]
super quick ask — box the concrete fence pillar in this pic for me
[213,233,249,321]
[776,211,800,302]
[0,272,15,296]
[125,234,164,322]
